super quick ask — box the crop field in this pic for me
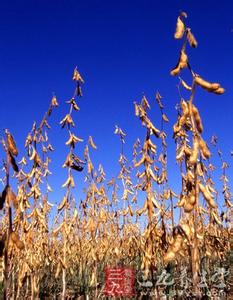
[0,7,232,300]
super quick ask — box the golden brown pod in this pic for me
[181,99,189,117]
[58,195,68,211]
[134,155,146,168]
[189,136,199,165]
[177,194,186,207]
[194,76,221,92]
[180,78,192,91]
[176,146,185,161]
[72,67,84,83]
[184,201,194,213]
[88,136,97,150]
[51,95,59,107]
[199,138,211,159]
[9,152,19,173]
[5,130,18,157]
[162,113,169,122]
[211,211,222,225]
[170,65,181,76]
[174,16,185,39]
[191,104,203,133]
[187,28,198,48]
[189,190,196,205]
[179,50,188,68]
[199,183,216,208]
[178,115,187,128]
[170,50,188,76]
[55,262,61,279]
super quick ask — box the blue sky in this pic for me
[0,0,232,208]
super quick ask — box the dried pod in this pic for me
[199,137,211,159]
[194,76,219,90]
[179,50,188,68]
[134,156,146,168]
[187,28,198,48]
[189,136,199,165]
[180,78,192,91]
[176,146,185,161]
[178,115,187,128]
[177,194,186,207]
[199,183,216,208]
[196,163,204,177]
[194,76,224,94]
[162,114,169,122]
[5,130,18,157]
[170,65,181,76]
[184,201,195,213]
[188,190,196,205]
[88,136,97,150]
[174,16,185,39]
[73,67,84,83]
[51,95,59,107]
[211,211,222,225]
[53,223,64,235]
[148,167,158,182]
[55,262,61,279]
[170,50,188,76]
[9,152,19,172]
[181,99,189,117]
[191,104,203,133]
[184,146,192,157]
[58,195,68,211]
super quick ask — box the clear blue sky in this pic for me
[0,0,232,207]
